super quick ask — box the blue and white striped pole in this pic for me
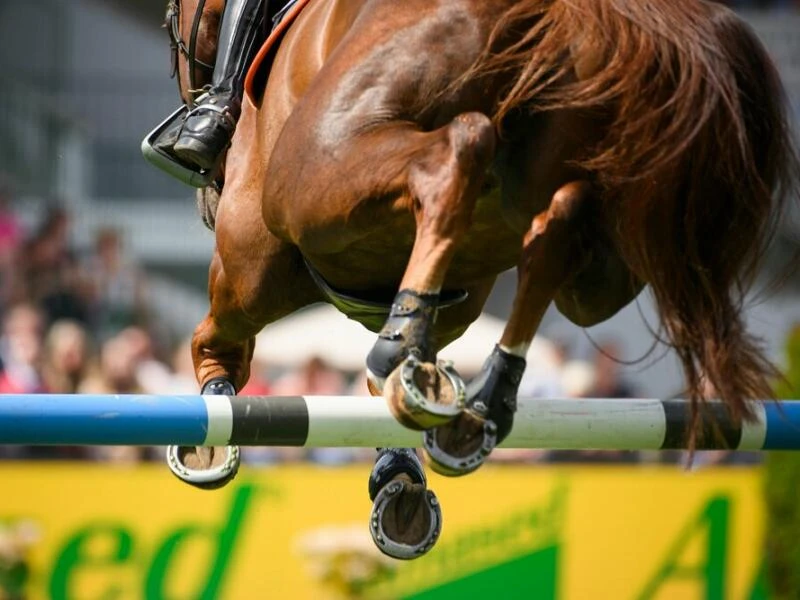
[0,394,798,450]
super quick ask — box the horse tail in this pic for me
[477,0,799,438]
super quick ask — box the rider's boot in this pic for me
[173,0,266,173]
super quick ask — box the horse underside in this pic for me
[175,0,796,561]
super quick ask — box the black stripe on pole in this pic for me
[229,396,310,445]
[660,400,742,450]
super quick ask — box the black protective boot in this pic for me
[173,0,266,172]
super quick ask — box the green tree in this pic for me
[764,324,800,599]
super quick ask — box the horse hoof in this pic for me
[166,445,241,490]
[423,412,497,477]
[369,478,442,560]
[383,355,465,431]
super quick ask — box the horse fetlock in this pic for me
[464,345,526,442]
[366,290,439,381]
[193,352,250,394]
[383,355,465,431]
[368,448,426,501]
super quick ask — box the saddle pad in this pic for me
[244,0,314,103]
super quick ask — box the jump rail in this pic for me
[0,394,798,450]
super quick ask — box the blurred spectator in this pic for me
[84,227,149,341]
[547,359,640,465]
[272,356,347,395]
[268,356,353,465]
[18,207,91,326]
[117,326,174,395]
[41,320,92,394]
[0,305,90,460]
[560,360,597,399]
[591,341,638,398]
[518,336,566,399]
[0,303,46,394]
[0,304,46,459]
[158,336,202,394]
[240,356,273,395]
[0,182,24,312]
[78,328,150,396]
[78,330,155,464]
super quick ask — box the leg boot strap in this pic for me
[368,448,426,501]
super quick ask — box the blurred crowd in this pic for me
[0,185,763,469]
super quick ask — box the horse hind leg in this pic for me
[366,112,497,431]
[425,181,595,476]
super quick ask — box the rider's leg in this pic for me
[174,0,266,172]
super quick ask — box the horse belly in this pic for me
[304,186,520,294]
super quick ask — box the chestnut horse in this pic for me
[166,0,797,559]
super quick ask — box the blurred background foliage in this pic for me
[765,324,800,599]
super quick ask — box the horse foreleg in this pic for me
[366,112,497,431]
[168,233,320,490]
[192,255,262,392]
[425,181,594,476]
[368,447,442,560]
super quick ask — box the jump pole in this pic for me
[0,394,798,450]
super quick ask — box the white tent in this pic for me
[254,303,559,375]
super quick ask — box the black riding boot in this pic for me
[173,0,266,172]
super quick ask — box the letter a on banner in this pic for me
[637,497,729,600]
